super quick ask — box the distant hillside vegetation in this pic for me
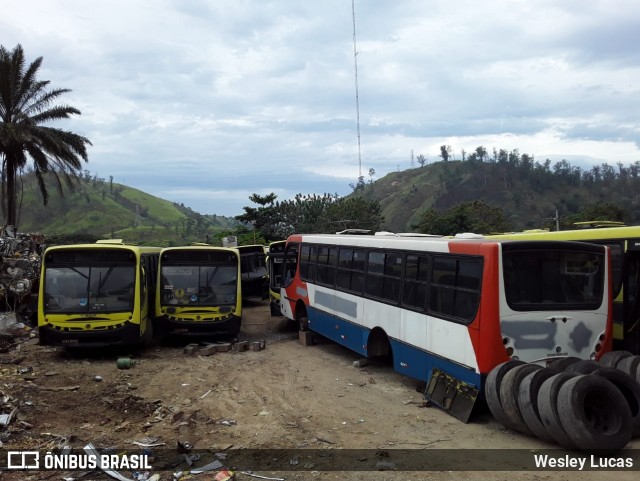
[12,171,239,245]
[353,153,640,232]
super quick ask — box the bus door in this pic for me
[280,243,300,319]
[139,257,152,340]
[623,239,640,354]
[268,250,284,316]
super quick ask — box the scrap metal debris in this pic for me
[0,226,44,322]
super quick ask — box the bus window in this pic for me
[503,249,603,310]
[429,256,481,322]
[44,264,135,313]
[336,248,365,293]
[402,254,429,310]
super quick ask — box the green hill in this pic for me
[13,172,239,245]
[10,154,640,243]
[354,157,640,232]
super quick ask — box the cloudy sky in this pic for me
[2,0,639,217]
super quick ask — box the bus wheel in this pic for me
[517,368,557,444]
[599,350,633,369]
[592,367,640,438]
[557,374,632,451]
[537,372,579,448]
[485,360,525,430]
[499,363,541,435]
[567,360,601,374]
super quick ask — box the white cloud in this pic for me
[1,0,639,217]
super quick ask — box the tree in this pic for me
[416,154,427,167]
[318,196,383,232]
[414,200,510,236]
[237,192,384,240]
[0,44,91,227]
[349,175,366,191]
[561,202,629,229]
[235,192,280,240]
[439,145,451,162]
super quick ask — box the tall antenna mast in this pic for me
[352,0,362,178]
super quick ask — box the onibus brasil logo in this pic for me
[6,444,152,471]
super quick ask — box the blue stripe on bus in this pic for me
[389,338,481,388]
[307,305,481,389]
[307,306,368,356]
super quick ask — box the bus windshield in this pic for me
[503,248,604,310]
[161,265,238,306]
[240,248,267,280]
[44,264,136,313]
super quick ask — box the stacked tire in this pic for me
[485,352,640,451]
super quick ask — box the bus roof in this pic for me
[486,225,640,242]
[45,243,161,254]
[287,233,605,254]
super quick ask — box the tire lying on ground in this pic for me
[517,368,558,444]
[557,374,632,451]
[567,359,602,374]
[537,372,580,449]
[485,360,525,429]
[616,355,640,379]
[592,367,640,438]
[599,350,633,369]
[547,356,581,372]
[499,363,542,435]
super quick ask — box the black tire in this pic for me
[537,372,580,448]
[599,350,633,368]
[499,363,542,435]
[298,316,309,332]
[592,367,640,438]
[616,355,640,378]
[517,368,558,444]
[567,360,602,374]
[484,360,525,429]
[547,356,581,372]
[557,374,632,451]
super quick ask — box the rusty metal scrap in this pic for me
[0,227,44,318]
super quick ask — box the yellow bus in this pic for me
[236,244,269,300]
[486,223,640,353]
[38,240,160,347]
[155,246,241,338]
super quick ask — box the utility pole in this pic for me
[548,209,560,231]
[352,0,362,178]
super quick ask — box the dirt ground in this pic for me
[1,300,639,481]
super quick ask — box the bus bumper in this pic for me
[155,315,241,338]
[38,322,142,347]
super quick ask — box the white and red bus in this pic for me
[278,232,612,417]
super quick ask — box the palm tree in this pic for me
[0,44,91,228]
